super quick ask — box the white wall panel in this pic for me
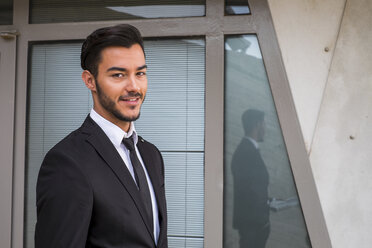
[268,0,346,150]
[310,0,372,247]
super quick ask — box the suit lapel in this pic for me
[137,139,167,246]
[81,117,155,242]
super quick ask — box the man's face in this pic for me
[91,44,147,129]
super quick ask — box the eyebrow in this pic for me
[106,65,147,72]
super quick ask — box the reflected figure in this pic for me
[232,109,270,248]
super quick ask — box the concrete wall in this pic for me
[269,0,372,247]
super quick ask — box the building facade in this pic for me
[1,0,371,247]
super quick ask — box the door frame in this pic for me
[0,30,17,248]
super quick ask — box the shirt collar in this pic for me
[90,109,138,147]
[244,136,259,149]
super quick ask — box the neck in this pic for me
[93,107,131,133]
[116,120,131,133]
[248,132,258,142]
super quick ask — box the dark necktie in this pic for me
[122,136,153,231]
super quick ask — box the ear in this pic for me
[82,70,96,92]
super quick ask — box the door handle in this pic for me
[0,30,19,40]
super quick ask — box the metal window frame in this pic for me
[0,0,332,247]
[0,32,17,248]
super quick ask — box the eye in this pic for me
[112,73,125,78]
[137,71,147,77]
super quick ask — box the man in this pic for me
[231,109,270,248]
[35,24,167,248]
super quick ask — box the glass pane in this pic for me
[25,43,91,248]
[0,0,13,25]
[225,0,250,15]
[25,39,205,248]
[163,152,204,246]
[30,0,205,24]
[223,35,311,248]
[138,39,205,247]
[136,39,205,152]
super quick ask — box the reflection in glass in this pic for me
[224,35,311,248]
[30,0,205,24]
[225,0,250,15]
[231,109,270,247]
[0,0,13,25]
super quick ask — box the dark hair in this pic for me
[242,109,265,135]
[81,24,144,78]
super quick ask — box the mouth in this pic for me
[123,97,139,104]
[119,94,143,106]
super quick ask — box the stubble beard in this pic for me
[95,79,143,122]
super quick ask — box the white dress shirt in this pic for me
[90,109,160,244]
[245,136,259,149]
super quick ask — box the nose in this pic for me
[126,74,140,92]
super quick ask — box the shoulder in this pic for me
[137,135,161,154]
[137,135,165,175]
[37,127,95,195]
[47,117,98,158]
[234,138,256,155]
[41,127,89,168]
[39,125,95,181]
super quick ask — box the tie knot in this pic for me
[123,136,135,151]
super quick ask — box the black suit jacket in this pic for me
[231,137,269,229]
[35,116,168,248]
